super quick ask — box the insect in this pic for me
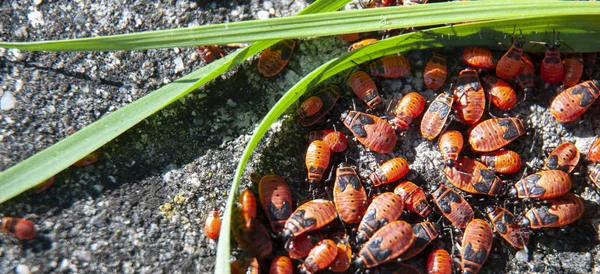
[454,68,486,125]
[588,137,600,162]
[368,55,411,79]
[231,258,259,274]
[348,38,379,51]
[469,117,526,152]
[393,181,433,217]
[438,130,464,168]
[333,163,367,224]
[239,189,257,225]
[354,220,415,268]
[258,174,293,232]
[420,88,454,140]
[479,150,521,174]
[424,53,447,91]
[286,231,324,259]
[427,249,453,274]
[305,140,331,184]
[539,39,564,85]
[496,34,525,80]
[485,206,530,249]
[298,87,341,126]
[270,256,293,274]
[330,233,352,273]
[431,184,474,228]
[563,54,584,87]
[231,207,273,259]
[197,45,226,64]
[258,39,296,77]
[308,129,347,152]
[301,239,338,274]
[349,71,382,108]
[368,157,409,186]
[461,219,493,274]
[0,217,36,240]
[357,192,404,243]
[341,110,397,153]
[517,53,535,99]
[400,221,439,260]
[481,74,517,110]
[73,152,98,166]
[337,32,372,42]
[34,176,56,194]
[508,170,572,200]
[462,47,497,69]
[550,80,600,123]
[444,157,504,196]
[204,210,221,240]
[544,142,580,173]
[588,162,600,189]
[520,193,584,228]
[282,199,337,239]
[394,92,426,131]
[583,52,597,79]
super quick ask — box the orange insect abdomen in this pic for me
[299,87,341,127]
[462,47,497,69]
[73,152,99,166]
[438,130,463,167]
[444,157,503,196]
[258,39,296,77]
[550,80,600,123]
[368,55,410,78]
[512,170,571,199]
[522,193,584,228]
[203,210,221,240]
[563,54,584,87]
[427,249,453,274]
[481,74,517,110]
[239,189,257,225]
[270,256,293,274]
[432,184,474,228]
[394,92,426,131]
[330,233,352,273]
[424,54,447,91]
[283,199,337,238]
[301,239,338,274]
[420,89,454,140]
[357,192,404,242]
[496,41,524,80]
[333,164,367,224]
[348,38,379,51]
[454,69,485,125]
[540,47,564,85]
[341,110,397,153]
[480,150,521,174]
[394,181,432,217]
[368,157,409,186]
[485,206,529,249]
[305,140,331,184]
[469,117,526,152]
[322,131,347,152]
[357,220,415,268]
[461,219,493,274]
[588,137,600,162]
[1,217,36,240]
[297,96,323,118]
[286,231,323,259]
[544,142,580,173]
[258,175,293,232]
[349,71,382,108]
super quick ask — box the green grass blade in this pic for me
[1,1,598,51]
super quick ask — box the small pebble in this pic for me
[15,264,31,274]
[33,0,42,6]
[1,91,16,110]
[256,10,270,20]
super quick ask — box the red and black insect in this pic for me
[286,231,324,259]
[333,163,367,224]
[393,181,433,217]
[330,233,352,273]
[231,207,273,259]
[517,53,535,99]
[394,92,426,131]
[349,71,382,108]
[368,157,409,186]
[368,55,411,79]
[355,220,415,268]
[550,80,600,123]
[301,239,338,274]
[588,137,600,163]
[424,53,447,91]
[73,152,99,167]
[563,54,584,87]
[496,34,525,80]
[588,162,600,189]
[258,39,296,77]
[544,142,580,173]
[400,221,439,260]
[480,150,521,174]
[197,45,226,64]
[454,68,486,125]
[462,47,497,69]
[469,117,526,152]
[308,129,347,152]
[438,130,464,168]
[270,255,293,274]
[444,157,504,196]
[481,74,517,110]
[348,38,379,51]
[341,110,397,153]
[298,87,341,126]
[427,249,453,274]
[258,174,293,232]
[520,193,584,228]
[420,88,454,140]
[461,219,493,274]
[485,206,530,249]
[508,170,571,200]
[540,39,564,85]
[239,189,257,227]
[357,192,404,243]
[305,140,331,184]
[282,199,337,238]
[0,217,36,240]
[431,184,474,228]
[204,210,221,240]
